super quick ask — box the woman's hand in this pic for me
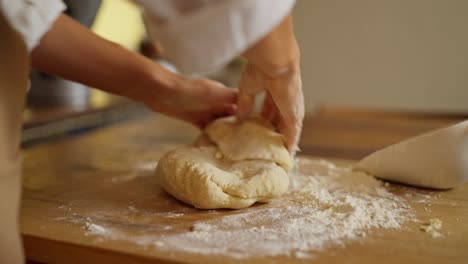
[238,63,303,154]
[144,76,237,128]
[237,15,304,154]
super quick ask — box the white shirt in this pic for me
[0,0,65,51]
[0,0,295,74]
[137,0,296,74]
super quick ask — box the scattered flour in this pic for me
[420,218,443,238]
[79,158,415,259]
[85,222,110,236]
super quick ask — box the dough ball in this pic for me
[205,116,292,171]
[156,116,292,209]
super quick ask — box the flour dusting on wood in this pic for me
[66,158,417,259]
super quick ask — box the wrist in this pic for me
[136,59,185,108]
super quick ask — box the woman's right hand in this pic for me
[144,76,238,129]
[237,15,304,154]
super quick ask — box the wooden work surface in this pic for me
[21,107,468,263]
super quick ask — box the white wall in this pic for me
[293,0,468,112]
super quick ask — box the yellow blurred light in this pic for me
[91,0,146,51]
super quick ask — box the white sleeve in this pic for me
[0,0,65,51]
[137,0,295,74]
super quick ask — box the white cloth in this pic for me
[0,0,295,73]
[0,0,65,51]
[138,0,296,74]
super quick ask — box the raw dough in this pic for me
[156,116,292,209]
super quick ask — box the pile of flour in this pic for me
[82,158,415,259]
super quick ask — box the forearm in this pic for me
[31,14,179,103]
[243,14,300,77]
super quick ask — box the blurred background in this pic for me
[294,0,468,113]
[24,0,468,144]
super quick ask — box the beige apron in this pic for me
[0,11,29,264]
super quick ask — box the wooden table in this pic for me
[21,106,468,263]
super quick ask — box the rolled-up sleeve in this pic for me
[137,0,295,74]
[0,0,65,51]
